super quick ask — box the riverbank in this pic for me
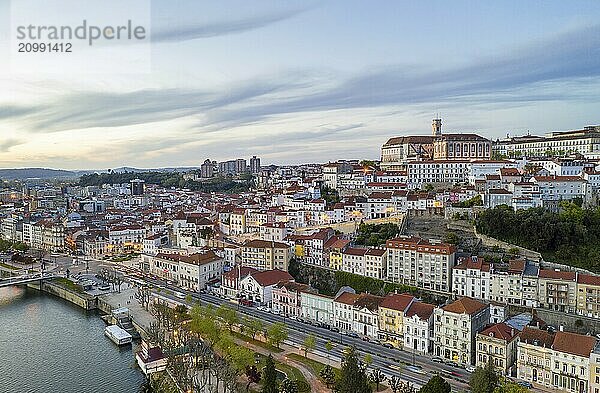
[0,286,145,393]
[27,279,155,337]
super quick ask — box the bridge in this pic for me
[0,272,63,288]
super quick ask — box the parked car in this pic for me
[432,356,444,363]
[517,381,532,389]
[361,336,370,342]
[465,365,476,373]
[371,339,381,345]
[346,332,359,338]
[330,327,340,333]
[387,363,403,371]
[256,306,268,312]
[382,342,394,349]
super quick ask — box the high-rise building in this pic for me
[200,159,214,178]
[235,159,247,174]
[130,179,145,195]
[250,156,261,174]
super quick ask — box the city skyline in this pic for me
[1,0,600,169]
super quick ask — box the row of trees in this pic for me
[476,203,600,272]
[79,171,254,194]
[0,239,29,253]
[139,296,298,393]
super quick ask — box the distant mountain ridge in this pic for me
[0,167,199,180]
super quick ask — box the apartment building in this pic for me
[241,239,291,271]
[538,269,577,314]
[451,256,492,300]
[272,281,314,317]
[301,291,335,326]
[517,328,596,393]
[406,160,471,189]
[404,301,435,355]
[147,250,224,291]
[30,220,65,252]
[577,274,600,318]
[476,322,519,376]
[386,236,456,293]
[516,327,555,388]
[433,297,490,366]
[108,224,146,253]
[377,293,416,347]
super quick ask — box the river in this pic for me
[0,286,145,393]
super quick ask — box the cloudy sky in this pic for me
[0,0,599,170]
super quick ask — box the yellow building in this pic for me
[377,293,415,347]
[577,274,600,318]
[327,238,350,270]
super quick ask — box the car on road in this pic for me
[346,332,359,338]
[465,365,476,373]
[330,327,340,333]
[370,339,381,345]
[361,336,370,342]
[382,342,394,349]
[517,381,533,389]
[387,363,403,371]
[406,365,425,374]
[432,356,444,363]
[174,292,186,299]
[256,306,267,312]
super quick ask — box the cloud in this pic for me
[0,138,25,152]
[152,6,311,43]
[6,23,600,139]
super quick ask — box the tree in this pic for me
[363,354,373,367]
[267,322,288,349]
[216,304,239,332]
[444,231,459,244]
[280,379,298,393]
[245,365,261,392]
[320,364,336,388]
[369,368,386,391]
[245,317,264,339]
[325,341,334,364]
[336,346,371,393]
[470,360,500,393]
[493,379,529,393]
[262,354,278,393]
[419,375,451,393]
[302,334,316,357]
[135,286,152,311]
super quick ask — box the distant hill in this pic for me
[0,168,79,180]
[0,166,199,180]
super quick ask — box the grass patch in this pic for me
[0,262,19,270]
[53,278,85,294]
[253,353,310,393]
[232,331,284,353]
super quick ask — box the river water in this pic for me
[0,286,144,393]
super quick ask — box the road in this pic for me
[136,274,468,391]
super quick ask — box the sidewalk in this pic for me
[232,336,330,393]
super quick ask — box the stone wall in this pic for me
[535,308,600,335]
[29,281,97,310]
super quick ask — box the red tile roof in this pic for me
[479,322,518,342]
[539,269,576,281]
[405,301,435,320]
[442,297,487,315]
[250,269,293,287]
[380,293,415,312]
[552,331,596,358]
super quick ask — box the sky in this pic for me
[0,0,599,170]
